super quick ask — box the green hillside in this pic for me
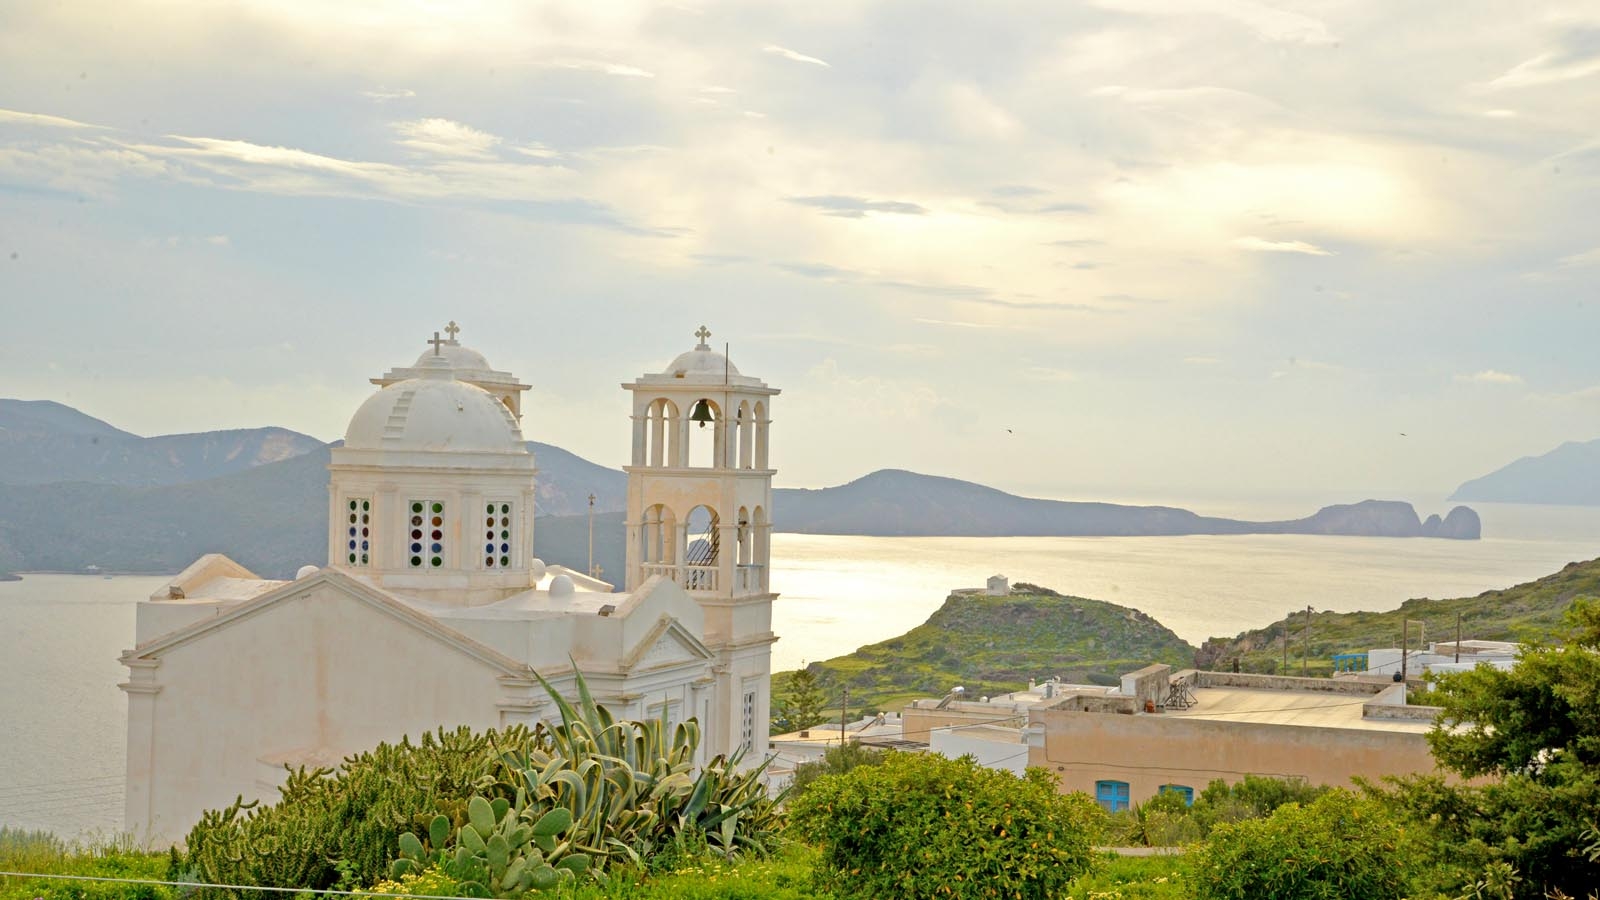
[1196,557,1600,675]
[775,582,1196,716]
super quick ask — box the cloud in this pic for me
[1092,0,1337,45]
[1024,365,1077,382]
[762,45,830,67]
[1184,356,1221,365]
[1490,28,1600,89]
[991,184,1047,197]
[361,87,415,102]
[0,108,101,130]
[913,317,1012,329]
[542,58,655,78]
[1455,370,1524,385]
[786,195,928,218]
[1558,246,1600,268]
[394,118,501,158]
[1232,236,1334,256]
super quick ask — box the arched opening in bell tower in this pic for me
[685,398,722,469]
[684,504,720,591]
[645,398,680,467]
[640,503,678,581]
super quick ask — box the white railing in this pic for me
[642,563,680,582]
[683,565,719,592]
[735,564,764,594]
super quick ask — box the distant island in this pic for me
[1451,437,1600,506]
[0,398,1479,581]
[778,469,1480,540]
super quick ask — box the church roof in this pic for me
[124,566,537,680]
[345,362,526,454]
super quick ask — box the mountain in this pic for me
[774,470,1479,539]
[773,582,1197,715]
[0,399,323,487]
[1450,439,1600,506]
[529,442,627,516]
[1194,557,1600,675]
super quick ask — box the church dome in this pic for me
[663,346,740,378]
[344,369,524,453]
[412,342,492,372]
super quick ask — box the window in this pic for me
[482,501,513,568]
[1095,779,1130,813]
[408,500,447,568]
[741,690,757,753]
[1159,784,1194,806]
[345,498,372,566]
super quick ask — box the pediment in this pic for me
[622,615,714,673]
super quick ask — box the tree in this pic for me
[788,752,1099,900]
[1390,598,1600,898]
[772,662,829,733]
[1186,790,1425,900]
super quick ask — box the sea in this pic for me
[4,498,1598,839]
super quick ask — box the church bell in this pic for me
[689,398,714,428]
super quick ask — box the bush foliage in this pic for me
[787,752,1099,900]
[1185,790,1424,900]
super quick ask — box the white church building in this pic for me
[119,326,780,844]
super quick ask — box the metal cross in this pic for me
[444,320,461,341]
[428,331,447,355]
[694,325,711,347]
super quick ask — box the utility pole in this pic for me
[587,493,596,577]
[1283,613,1289,673]
[840,685,849,747]
[1303,606,1313,676]
[1455,612,1462,663]
[1401,616,1409,682]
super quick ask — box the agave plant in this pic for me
[391,794,589,897]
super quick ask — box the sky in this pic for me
[1,0,1597,510]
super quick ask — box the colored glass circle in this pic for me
[431,529,442,540]
[431,542,442,553]
[431,556,442,567]
[432,502,442,513]
[348,553,356,563]
[485,517,494,527]
[361,527,368,537]
[431,516,442,527]
[500,543,509,554]
[411,543,422,553]
[500,555,510,567]
[360,553,369,564]
[500,530,509,540]
[485,530,494,540]
[412,502,422,513]
[485,556,494,566]
[501,504,510,514]
[348,527,356,536]
[410,555,422,566]
[500,516,509,527]
[411,515,423,527]
[349,500,357,510]
[361,541,369,551]
[348,513,357,523]
[348,540,356,550]
[362,500,370,511]
[410,529,422,540]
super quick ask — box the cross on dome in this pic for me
[444,320,461,343]
[428,331,447,355]
[694,325,711,349]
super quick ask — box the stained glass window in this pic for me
[483,501,513,568]
[345,498,372,566]
[408,500,446,568]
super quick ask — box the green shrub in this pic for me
[1187,774,1329,836]
[0,833,174,900]
[787,752,1099,900]
[783,741,884,802]
[1186,789,1423,900]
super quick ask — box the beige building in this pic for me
[906,665,1445,810]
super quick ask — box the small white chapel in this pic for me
[119,325,780,845]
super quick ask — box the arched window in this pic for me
[1158,784,1194,806]
[645,398,679,467]
[1095,780,1130,812]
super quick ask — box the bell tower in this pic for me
[622,326,779,761]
